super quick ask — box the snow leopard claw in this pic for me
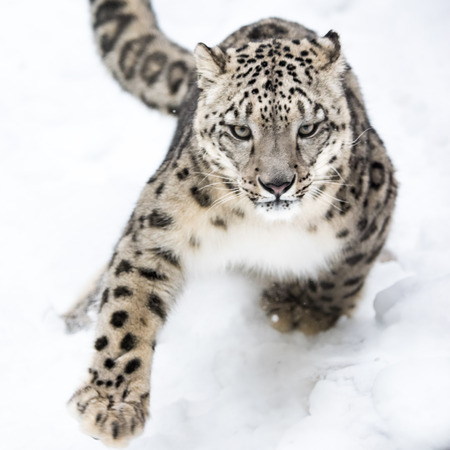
[68,385,149,447]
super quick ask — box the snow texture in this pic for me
[1,0,450,449]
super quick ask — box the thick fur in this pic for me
[89,0,195,114]
[67,1,397,446]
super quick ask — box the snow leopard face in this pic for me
[194,34,352,219]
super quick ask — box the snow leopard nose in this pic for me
[258,175,296,198]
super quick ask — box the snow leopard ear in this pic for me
[316,31,345,73]
[194,43,227,88]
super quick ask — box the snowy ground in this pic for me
[1,0,450,449]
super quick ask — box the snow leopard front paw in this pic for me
[264,306,339,335]
[68,384,149,447]
[260,283,339,335]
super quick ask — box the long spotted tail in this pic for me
[90,0,196,115]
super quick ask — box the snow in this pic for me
[1,0,449,449]
[373,357,450,450]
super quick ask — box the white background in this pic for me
[1,0,450,449]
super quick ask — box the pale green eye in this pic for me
[298,123,318,138]
[230,125,252,140]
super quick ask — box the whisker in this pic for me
[328,165,346,183]
[210,191,246,210]
[312,179,353,188]
[312,159,346,183]
[309,194,342,213]
[198,182,236,191]
[191,171,235,182]
[316,188,349,204]
[220,193,245,206]
[308,187,344,212]
[211,187,240,192]
[210,191,239,209]
[351,127,373,146]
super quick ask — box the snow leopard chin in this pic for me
[254,200,301,222]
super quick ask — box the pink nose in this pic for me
[259,176,295,198]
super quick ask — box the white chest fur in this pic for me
[183,217,342,279]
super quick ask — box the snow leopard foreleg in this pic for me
[260,256,375,335]
[68,216,183,446]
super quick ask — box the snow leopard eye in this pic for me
[298,123,319,138]
[229,125,252,140]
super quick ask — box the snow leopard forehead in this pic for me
[195,35,347,131]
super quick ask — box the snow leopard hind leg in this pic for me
[62,268,107,333]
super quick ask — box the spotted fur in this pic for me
[68,1,397,446]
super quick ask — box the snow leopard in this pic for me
[67,0,397,446]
